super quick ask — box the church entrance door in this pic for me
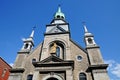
[43,74,63,80]
[46,77,58,80]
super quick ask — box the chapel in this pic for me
[8,6,110,80]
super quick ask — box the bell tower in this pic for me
[84,24,104,65]
[13,29,34,68]
[32,6,74,80]
[84,24,110,80]
[20,29,34,52]
[40,6,71,61]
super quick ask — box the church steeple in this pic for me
[30,28,34,38]
[84,24,88,33]
[54,5,65,19]
[83,24,97,47]
[45,6,69,35]
[13,28,35,68]
[20,28,35,52]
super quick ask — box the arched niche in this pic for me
[49,41,66,59]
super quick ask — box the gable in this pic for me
[70,39,87,53]
[0,57,11,68]
[32,55,74,68]
[46,25,67,34]
[39,55,64,63]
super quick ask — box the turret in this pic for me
[13,28,35,68]
[84,24,97,47]
[20,29,34,53]
[83,24,104,65]
[54,5,65,19]
[84,24,110,80]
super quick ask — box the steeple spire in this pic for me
[83,23,97,47]
[20,27,35,52]
[83,22,92,36]
[58,5,61,13]
[54,5,65,19]
[30,26,36,38]
[83,23,88,33]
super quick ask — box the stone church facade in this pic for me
[8,7,110,80]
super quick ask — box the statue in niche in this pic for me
[50,42,57,53]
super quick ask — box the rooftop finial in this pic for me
[54,5,65,19]
[30,26,36,38]
[58,4,61,12]
[82,22,88,33]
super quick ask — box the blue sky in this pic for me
[0,0,120,79]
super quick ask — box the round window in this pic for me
[77,55,82,61]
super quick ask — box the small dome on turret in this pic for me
[54,6,65,19]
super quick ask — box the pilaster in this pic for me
[33,71,40,80]
[66,69,73,80]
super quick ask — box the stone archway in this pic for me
[43,74,63,80]
[47,77,58,80]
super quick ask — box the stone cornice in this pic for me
[88,64,109,70]
[10,68,25,73]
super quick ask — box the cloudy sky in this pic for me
[0,0,120,79]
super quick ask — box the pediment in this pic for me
[32,55,74,68]
[40,55,64,63]
[47,25,66,33]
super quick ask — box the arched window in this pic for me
[79,73,87,80]
[2,68,7,77]
[32,58,36,63]
[61,16,64,19]
[49,41,65,59]
[27,74,33,80]
[88,38,93,44]
[30,45,32,50]
[24,43,29,49]
[56,47,60,57]
[57,15,60,18]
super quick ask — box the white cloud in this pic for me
[9,63,14,67]
[21,37,26,41]
[111,63,120,78]
[105,60,115,68]
[105,59,120,79]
